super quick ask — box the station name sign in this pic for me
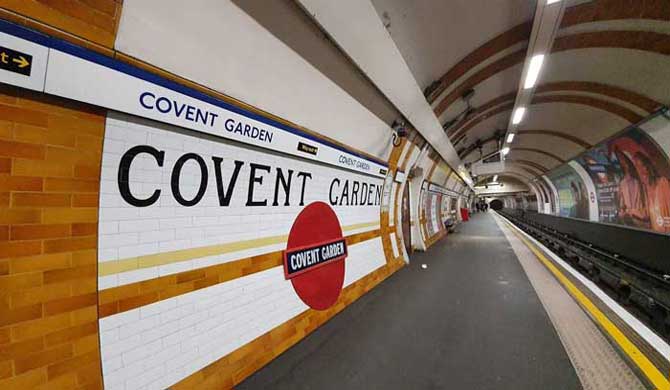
[283,238,348,279]
[427,182,460,196]
[0,21,387,179]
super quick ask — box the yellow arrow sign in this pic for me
[12,55,29,68]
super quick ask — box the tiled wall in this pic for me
[96,113,389,389]
[0,86,105,389]
[0,4,443,388]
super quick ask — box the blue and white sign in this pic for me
[0,20,387,179]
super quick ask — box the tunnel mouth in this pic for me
[490,199,503,210]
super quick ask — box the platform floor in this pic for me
[239,212,594,389]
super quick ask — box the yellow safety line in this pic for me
[501,216,669,390]
[99,220,380,276]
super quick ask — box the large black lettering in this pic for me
[296,171,312,206]
[118,145,164,207]
[360,182,368,205]
[273,168,293,206]
[171,153,208,207]
[247,163,271,206]
[329,178,340,206]
[374,184,381,205]
[351,181,360,205]
[212,158,244,206]
[339,180,350,206]
[367,183,375,206]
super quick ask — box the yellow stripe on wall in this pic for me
[503,218,670,390]
[99,220,380,276]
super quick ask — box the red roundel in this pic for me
[284,201,346,310]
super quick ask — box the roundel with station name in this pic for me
[283,201,348,310]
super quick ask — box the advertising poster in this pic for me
[576,128,670,233]
[547,165,589,219]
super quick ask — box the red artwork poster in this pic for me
[577,128,670,233]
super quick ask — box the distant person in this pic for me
[634,152,670,233]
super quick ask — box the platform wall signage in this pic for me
[0,31,48,91]
[427,182,460,197]
[576,126,670,233]
[0,45,32,75]
[0,21,387,179]
[97,113,388,388]
[547,164,589,220]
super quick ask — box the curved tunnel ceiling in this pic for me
[373,0,669,186]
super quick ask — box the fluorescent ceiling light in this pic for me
[506,133,515,143]
[512,107,525,125]
[547,0,561,4]
[493,175,498,182]
[501,147,510,156]
[524,54,545,89]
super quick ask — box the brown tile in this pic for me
[9,252,71,274]
[35,372,78,390]
[0,365,47,389]
[44,293,97,316]
[71,334,99,356]
[0,120,14,139]
[11,224,71,240]
[48,115,105,138]
[0,176,44,192]
[14,344,73,375]
[0,225,8,241]
[45,322,97,347]
[42,208,97,224]
[46,350,98,380]
[0,209,42,225]
[10,312,71,342]
[70,249,96,266]
[118,292,159,313]
[43,264,96,284]
[0,139,45,160]
[46,131,76,148]
[75,135,103,153]
[0,303,42,327]
[0,360,12,380]
[0,157,10,173]
[43,236,96,254]
[73,164,99,179]
[69,306,97,326]
[44,178,99,193]
[45,145,98,166]
[71,194,99,208]
[71,223,97,236]
[0,104,49,127]
[0,271,43,292]
[0,192,9,207]
[0,240,42,260]
[10,282,71,310]
[12,158,73,178]
[13,124,47,144]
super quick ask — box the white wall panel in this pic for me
[115,0,393,160]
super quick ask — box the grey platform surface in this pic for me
[238,212,582,390]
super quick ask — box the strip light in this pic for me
[512,107,526,125]
[547,0,562,4]
[506,133,515,143]
[493,175,498,182]
[524,54,545,89]
[501,147,510,156]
